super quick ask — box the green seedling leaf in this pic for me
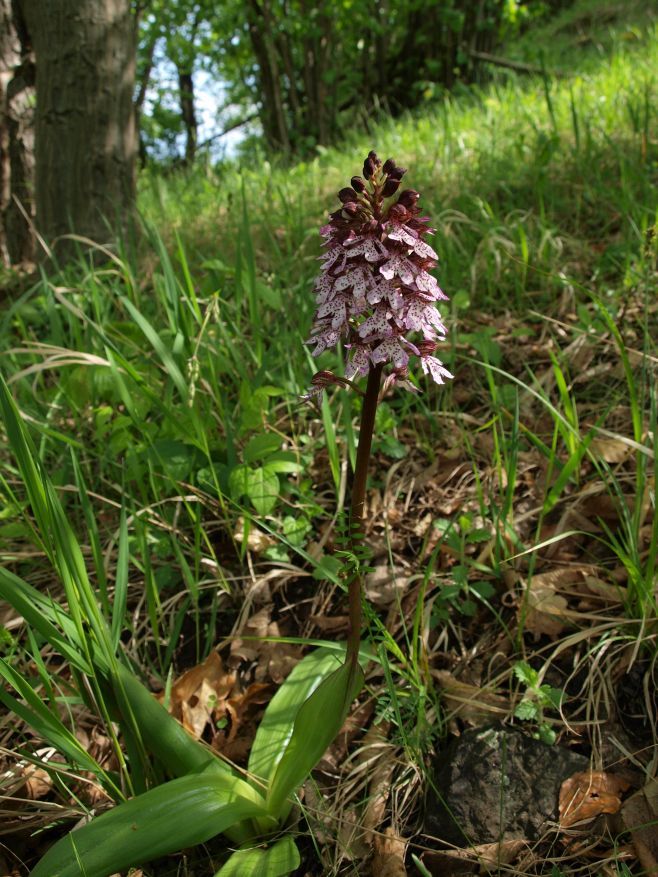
[514,699,538,721]
[29,768,271,877]
[249,648,344,785]
[214,836,300,877]
[513,661,539,689]
[537,724,557,745]
[539,685,564,710]
[265,660,364,818]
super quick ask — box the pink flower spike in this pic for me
[304,150,452,394]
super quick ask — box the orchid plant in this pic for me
[305,150,451,676]
[0,150,450,877]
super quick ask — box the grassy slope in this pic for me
[1,1,657,874]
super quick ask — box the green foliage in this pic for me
[138,0,538,160]
[513,661,564,744]
[214,837,300,877]
[0,375,365,876]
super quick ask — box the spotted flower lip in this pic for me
[305,150,452,396]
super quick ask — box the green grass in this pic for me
[1,1,657,874]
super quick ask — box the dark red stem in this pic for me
[346,363,383,667]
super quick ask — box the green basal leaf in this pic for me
[111,662,236,779]
[248,648,344,785]
[265,660,364,818]
[30,768,272,877]
[214,836,300,877]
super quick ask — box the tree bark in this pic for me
[177,67,197,166]
[247,0,290,153]
[0,0,34,265]
[18,0,137,260]
[135,32,156,168]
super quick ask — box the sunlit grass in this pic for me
[0,2,657,873]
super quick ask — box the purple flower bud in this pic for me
[382,177,401,198]
[397,189,420,208]
[417,339,438,357]
[388,203,408,222]
[382,158,397,175]
[311,370,339,387]
[351,176,366,193]
[363,157,376,179]
[338,187,358,203]
[367,150,379,163]
[389,165,407,180]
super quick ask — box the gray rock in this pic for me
[424,725,590,845]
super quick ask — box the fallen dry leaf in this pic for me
[620,778,658,876]
[431,670,508,725]
[21,764,52,800]
[590,435,633,464]
[371,826,407,877]
[233,516,276,553]
[157,651,235,739]
[230,607,300,683]
[365,564,409,608]
[559,770,630,827]
[522,571,571,638]
[421,839,527,875]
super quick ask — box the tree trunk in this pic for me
[135,33,156,168]
[177,67,197,165]
[18,0,137,260]
[247,0,290,153]
[0,0,35,266]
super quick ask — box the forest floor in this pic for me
[1,1,657,875]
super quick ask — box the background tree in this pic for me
[0,0,34,266]
[16,0,138,260]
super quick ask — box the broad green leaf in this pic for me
[244,432,282,463]
[30,768,272,877]
[249,648,344,785]
[214,836,300,877]
[262,456,303,474]
[111,662,236,779]
[229,465,279,515]
[265,660,364,818]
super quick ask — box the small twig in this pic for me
[470,50,566,78]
